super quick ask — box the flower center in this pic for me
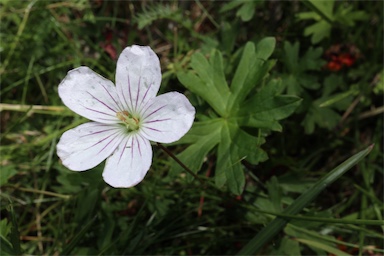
[116,111,140,131]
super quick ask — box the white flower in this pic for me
[56,45,195,188]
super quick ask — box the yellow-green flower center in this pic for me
[116,111,140,131]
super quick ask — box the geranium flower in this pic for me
[56,45,195,187]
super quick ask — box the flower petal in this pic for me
[102,134,152,188]
[115,45,161,114]
[59,66,123,124]
[140,92,195,143]
[57,122,124,171]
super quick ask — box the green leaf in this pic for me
[298,0,367,43]
[220,22,237,53]
[334,5,368,26]
[219,0,244,13]
[295,11,319,21]
[216,121,267,194]
[0,165,17,186]
[0,219,11,239]
[1,237,15,255]
[302,104,340,134]
[283,41,300,74]
[284,74,303,96]
[229,40,277,111]
[0,219,15,255]
[297,0,334,43]
[236,144,374,255]
[216,123,245,193]
[255,37,276,60]
[220,0,262,22]
[231,42,257,98]
[300,46,324,71]
[304,20,332,44]
[236,1,255,22]
[299,74,321,90]
[237,79,302,131]
[322,74,344,96]
[298,74,349,133]
[230,37,276,108]
[170,120,222,178]
[307,0,335,22]
[177,50,230,116]
[281,41,325,117]
[176,39,300,194]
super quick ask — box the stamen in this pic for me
[116,111,140,131]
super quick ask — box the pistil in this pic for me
[116,111,140,131]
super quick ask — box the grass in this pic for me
[1,0,383,255]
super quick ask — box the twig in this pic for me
[11,186,71,199]
[338,94,362,126]
[358,105,384,120]
[198,160,213,217]
[0,103,66,113]
[156,142,205,185]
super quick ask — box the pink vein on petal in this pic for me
[118,138,129,164]
[143,126,162,132]
[136,136,142,157]
[139,129,151,141]
[83,106,115,117]
[100,83,122,112]
[142,105,166,120]
[128,73,133,111]
[97,117,119,122]
[139,83,152,110]
[85,130,120,150]
[86,92,116,113]
[80,127,117,138]
[144,118,171,124]
[135,77,141,112]
[97,132,121,154]
[119,71,131,113]
[139,98,158,117]
[131,137,135,162]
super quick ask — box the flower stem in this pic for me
[156,143,205,185]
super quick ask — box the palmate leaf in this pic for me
[219,0,264,22]
[173,38,301,194]
[297,0,368,44]
[282,41,324,97]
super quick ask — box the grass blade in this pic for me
[237,144,374,255]
[295,238,351,256]
[61,215,98,255]
[7,203,21,255]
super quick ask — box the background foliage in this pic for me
[1,0,383,255]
